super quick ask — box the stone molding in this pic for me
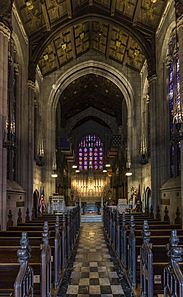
[148,74,157,84]
[177,15,183,29]
[27,80,36,91]
[12,3,28,45]
[156,0,174,37]
[0,22,10,39]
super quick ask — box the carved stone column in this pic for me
[148,74,161,211]
[0,23,10,229]
[27,80,35,211]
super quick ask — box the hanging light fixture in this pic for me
[72,165,77,169]
[51,172,58,178]
[125,171,132,177]
[51,153,58,177]
[105,163,111,168]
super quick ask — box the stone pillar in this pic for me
[148,74,161,212]
[0,23,10,229]
[175,3,183,222]
[27,80,35,211]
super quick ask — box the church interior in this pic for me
[0,0,183,296]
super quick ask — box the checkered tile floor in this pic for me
[65,223,126,297]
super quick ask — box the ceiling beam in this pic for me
[70,26,76,59]
[30,12,155,80]
[66,0,72,19]
[105,24,112,58]
[41,0,51,31]
[52,40,60,69]
[122,35,130,65]
[133,0,142,25]
[111,0,117,16]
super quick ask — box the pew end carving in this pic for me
[17,209,22,225]
[7,209,13,229]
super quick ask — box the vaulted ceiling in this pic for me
[14,0,168,78]
[60,74,123,126]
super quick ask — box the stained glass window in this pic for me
[78,135,103,171]
[168,32,181,177]
[7,40,17,181]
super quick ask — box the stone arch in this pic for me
[66,107,118,136]
[12,31,24,66]
[45,60,134,194]
[159,20,176,67]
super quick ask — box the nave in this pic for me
[58,223,131,297]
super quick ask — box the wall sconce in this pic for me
[125,162,132,176]
[105,163,111,168]
[36,142,45,166]
[51,153,57,177]
[51,171,58,178]
[125,170,132,177]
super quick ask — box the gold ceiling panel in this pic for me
[137,0,166,28]
[45,0,67,24]
[39,43,58,75]
[54,29,73,65]
[38,20,145,76]
[116,0,137,19]
[109,27,129,63]
[124,36,145,70]
[91,21,108,54]
[74,22,90,55]
[15,0,45,34]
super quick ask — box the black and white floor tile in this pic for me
[58,223,132,297]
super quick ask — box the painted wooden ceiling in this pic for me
[15,0,167,76]
[60,74,123,126]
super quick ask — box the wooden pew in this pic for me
[0,222,51,297]
[140,224,183,296]
[2,206,80,294]
[103,206,183,296]
[0,232,34,297]
[0,221,62,293]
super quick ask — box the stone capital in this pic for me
[0,22,10,39]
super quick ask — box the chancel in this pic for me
[0,0,183,296]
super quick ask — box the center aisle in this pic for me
[59,222,131,297]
